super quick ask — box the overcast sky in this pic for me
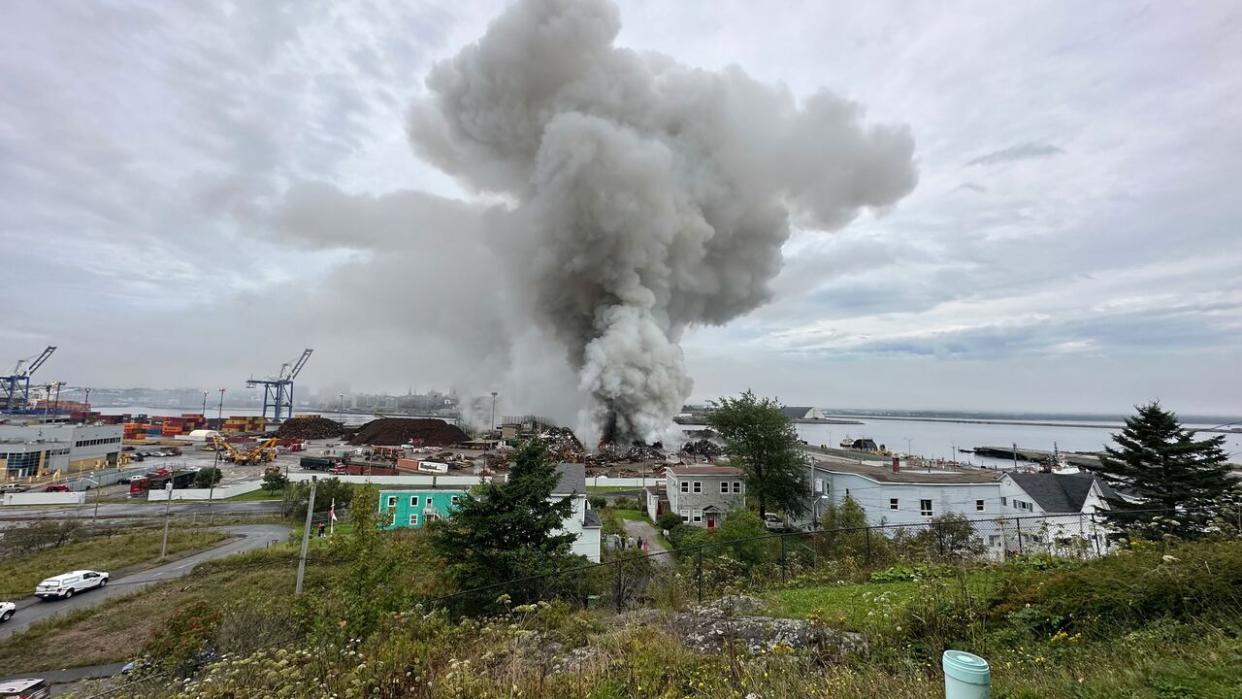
[3,0,1240,417]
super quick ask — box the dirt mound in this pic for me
[348,418,469,446]
[275,416,346,440]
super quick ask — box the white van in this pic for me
[34,570,109,600]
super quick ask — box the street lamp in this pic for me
[490,392,498,432]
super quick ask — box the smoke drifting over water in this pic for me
[409,0,918,443]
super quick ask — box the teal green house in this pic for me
[378,489,466,529]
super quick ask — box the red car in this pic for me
[43,484,71,492]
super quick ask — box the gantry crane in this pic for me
[2,346,56,413]
[246,349,312,423]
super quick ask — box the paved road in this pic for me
[622,519,673,564]
[0,524,288,641]
[0,500,283,522]
[0,662,126,694]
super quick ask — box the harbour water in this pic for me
[794,417,1242,468]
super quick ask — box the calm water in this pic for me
[94,405,377,427]
[794,417,1242,466]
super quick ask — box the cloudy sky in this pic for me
[3,0,1240,418]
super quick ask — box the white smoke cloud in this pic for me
[406,0,918,443]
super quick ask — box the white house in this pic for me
[553,463,602,562]
[803,455,1112,558]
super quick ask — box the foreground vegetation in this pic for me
[0,523,228,598]
[48,510,1236,698]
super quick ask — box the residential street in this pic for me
[0,500,284,524]
[0,523,287,641]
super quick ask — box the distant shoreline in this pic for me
[820,413,1239,433]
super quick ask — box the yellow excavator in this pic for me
[212,436,278,465]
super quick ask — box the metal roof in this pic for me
[812,457,1000,484]
[667,465,744,476]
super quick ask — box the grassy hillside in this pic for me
[53,536,1242,698]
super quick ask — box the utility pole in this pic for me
[207,475,215,526]
[295,476,317,594]
[906,438,912,456]
[490,391,498,432]
[202,391,208,416]
[1012,442,1019,470]
[217,388,225,425]
[90,471,100,523]
[159,482,173,561]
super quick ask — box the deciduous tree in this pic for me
[708,391,808,519]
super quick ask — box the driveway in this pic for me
[622,519,673,564]
[0,524,288,641]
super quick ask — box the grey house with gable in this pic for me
[645,465,745,529]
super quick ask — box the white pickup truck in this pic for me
[34,570,109,600]
[0,600,14,622]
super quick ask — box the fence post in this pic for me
[1015,517,1023,556]
[780,535,787,583]
[937,521,945,558]
[614,560,623,613]
[696,546,704,604]
[865,526,872,564]
[811,530,818,568]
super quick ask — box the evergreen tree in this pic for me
[708,391,808,519]
[430,439,577,610]
[1087,401,1233,539]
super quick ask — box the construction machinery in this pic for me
[2,346,56,413]
[246,349,312,423]
[213,435,278,466]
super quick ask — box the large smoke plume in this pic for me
[408,0,917,444]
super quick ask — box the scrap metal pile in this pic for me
[274,416,346,440]
[347,418,470,447]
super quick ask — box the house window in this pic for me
[693,481,702,493]
[385,496,397,509]
[450,495,460,505]
[1000,497,1007,506]
[679,509,690,522]
[889,498,899,511]
[680,481,689,493]
[720,481,729,494]
[920,499,933,517]
[976,499,985,512]
[733,481,742,493]
[692,510,702,523]
[409,495,419,507]
[845,488,850,496]
[408,514,418,526]
[989,535,1001,547]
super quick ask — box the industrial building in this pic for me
[0,419,123,479]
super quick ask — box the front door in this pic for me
[705,512,719,530]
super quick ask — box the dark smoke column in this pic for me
[409,0,918,444]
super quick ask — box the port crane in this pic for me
[1,345,56,413]
[246,348,312,423]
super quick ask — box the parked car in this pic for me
[42,483,71,493]
[1,600,15,622]
[35,570,109,600]
[0,483,30,494]
[763,513,789,532]
[0,678,50,699]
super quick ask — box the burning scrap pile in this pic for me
[348,418,469,447]
[274,416,346,440]
[681,439,722,458]
[540,426,586,461]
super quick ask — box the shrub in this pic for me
[993,539,1242,636]
[260,469,287,491]
[657,511,683,532]
[588,495,607,510]
[194,467,223,488]
[143,600,223,676]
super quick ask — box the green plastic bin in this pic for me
[943,650,990,699]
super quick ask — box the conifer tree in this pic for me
[430,439,577,609]
[1088,401,1232,539]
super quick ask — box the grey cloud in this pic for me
[966,142,1064,166]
